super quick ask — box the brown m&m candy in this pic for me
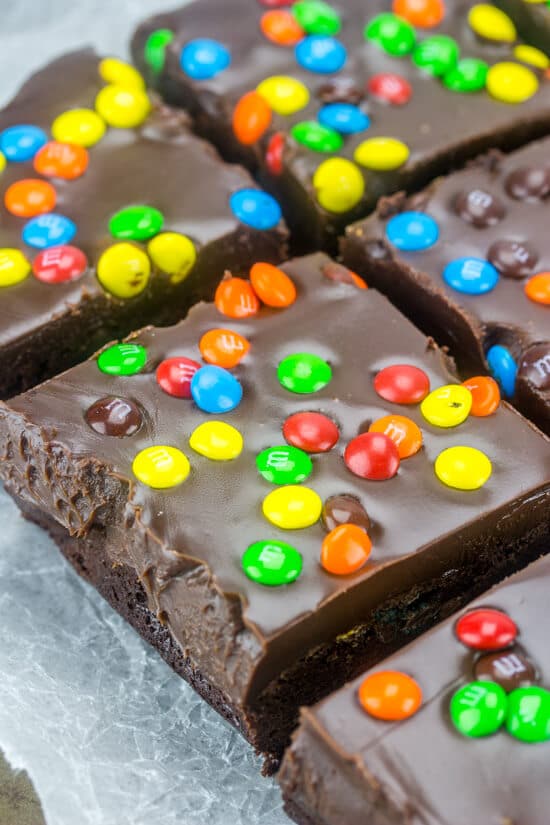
[454,189,505,227]
[322,494,371,533]
[518,344,550,390]
[317,77,364,105]
[504,166,550,201]
[474,646,538,692]
[487,239,538,279]
[85,396,142,437]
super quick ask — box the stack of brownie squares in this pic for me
[0,2,549,823]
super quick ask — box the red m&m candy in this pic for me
[344,432,400,480]
[156,356,201,398]
[374,364,430,404]
[233,91,273,145]
[258,0,292,6]
[455,608,518,651]
[367,73,412,105]
[266,132,285,175]
[283,411,339,453]
[33,141,89,180]
[32,245,88,284]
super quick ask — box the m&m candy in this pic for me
[215,275,259,318]
[354,138,410,172]
[292,1,341,35]
[4,179,56,218]
[364,13,416,56]
[262,485,322,529]
[261,10,304,45]
[257,76,310,115]
[34,141,89,180]
[266,132,285,175]
[374,364,430,405]
[454,189,505,228]
[291,121,343,153]
[147,232,197,283]
[109,205,164,242]
[321,524,372,575]
[97,342,147,376]
[132,445,191,488]
[283,411,339,452]
[392,0,445,27]
[505,166,550,202]
[97,243,151,298]
[488,239,538,279]
[344,432,400,480]
[144,29,174,74]
[434,446,492,490]
[190,365,243,413]
[229,189,282,230]
[368,415,423,459]
[32,245,88,284]
[420,384,472,428]
[85,396,142,438]
[295,35,347,74]
[22,214,77,250]
[506,687,550,743]
[486,344,517,398]
[313,158,365,213]
[0,248,31,287]
[95,84,151,128]
[256,445,313,484]
[358,671,423,721]
[199,329,250,368]
[443,257,499,295]
[461,376,500,416]
[250,262,297,307]
[180,39,231,79]
[525,272,550,305]
[468,3,516,42]
[189,421,244,460]
[242,540,303,586]
[455,608,518,651]
[450,681,507,737]
[443,58,488,92]
[367,73,412,105]
[413,35,459,76]
[486,62,538,104]
[0,125,48,162]
[51,109,106,147]
[0,152,5,174]
[156,356,201,398]
[385,212,439,251]
[318,103,370,134]
[278,352,332,393]
[321,494,370,533]
[233,92,272,145]
[98,58,145,90]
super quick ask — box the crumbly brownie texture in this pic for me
[0,253,549,770]
[279,553,550,825]
[495,0,550,56]
[342,138,550,435]
[132,0,550,248]
[0,49,287,399]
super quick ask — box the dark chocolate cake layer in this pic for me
[342,137,550,435]
[279,553,550,825]
[0,49,287,398]
[132,0,550,248]
[0,253,548,769]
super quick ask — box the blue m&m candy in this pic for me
[191,365,243,413]
[180,39,231,80]
[443,257,499,295]
[487,345,517,398]
[295,36,347,74]
[22,214,77,250]
[318,103,370,134]
[386,212,439,251]
[0,125,48,162]
[230,189,282,230]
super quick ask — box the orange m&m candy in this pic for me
[33,141,89,180]
[233,92,273,145]
[261,10,304,45]
[215,275,260,318]
[462,376,500,416]
[199,328,250,368]
[250,261,297,307]
[368,414,422,459]
[320,524,372,575]
[525,272,550,305]
[393,0,445,27]
[358,671,423,721]
[4,179,56,218]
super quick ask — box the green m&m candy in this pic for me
[450,681,507,737]
[256,445,313,485]
[144,29,174,74]
[443,58,489,93]
[277,352,332,394]
[109,205,164,242]
[506,687,550,743]
[413,35,459,77]
[364,14,416,57]
[292,0,341,35]
[242,540,303,586]
[291,121,343,153]
[97,343,147,376]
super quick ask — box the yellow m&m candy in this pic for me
[468,4,516,42]
[313,158,365,213]
[256,76,309,115]
[263,485,322,530]
[421,384,472,428]
[99,58,145,89]
[486,62,539,104]
[133,446,190,488]
[97,243,151,299]
[0,152,5,174]
[95,84,151,129]
[148,232,197,284]
[435,446,492,490]
[189,421,243,461]
[513,45,549,70]
[0,249,31,287]
[51,108,106,147]
[354,138,410,171]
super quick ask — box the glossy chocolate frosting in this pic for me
[343,138,550,435]
[279,553,550,825]
[132,0,550,245]
[0,253,548,711]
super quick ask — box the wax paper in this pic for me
[0,2,290,822]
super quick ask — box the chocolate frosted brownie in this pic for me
[495,0,550,56]
[343,137,550,435]
[133,0,550,248]
[279,553,550,825]
[0,49,287,399]
[0,253,548,770]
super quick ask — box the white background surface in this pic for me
[0,2,290,823]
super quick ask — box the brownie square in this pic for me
[0,49,287,399]
[342,137,550,436]
[0,253,548,770]
[494,0,550,56]
[279,553,550,825]
[132,0,550,248]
